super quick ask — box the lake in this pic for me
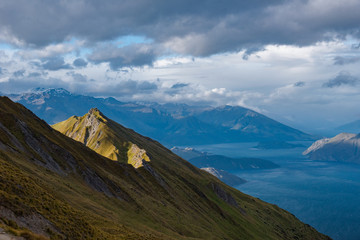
[189,142,360,240]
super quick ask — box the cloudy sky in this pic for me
[1,0,360,133]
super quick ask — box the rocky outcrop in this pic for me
[53,109,153,168]
[0,206,62,238]
[127,144,150,168]
[210,183,238,208]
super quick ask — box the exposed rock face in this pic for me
[0,206,62,238]
[127,144,150,168]
[53,108,151,168]
[0,122,25,152]
[0,117,76,175]
[17,119,65,175]
[211,183,238,208]
[303,133,360,163]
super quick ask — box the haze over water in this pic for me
[190,142,360,240]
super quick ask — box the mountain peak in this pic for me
[89,107,100,113]
[53,109,152,168]
[304,132,360,163]
[87,107,107,122]
[32,87,71,95]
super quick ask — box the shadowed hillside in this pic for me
[0,97,330,239]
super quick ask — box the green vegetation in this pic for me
[0,97,330,239]
[52,108,151,168]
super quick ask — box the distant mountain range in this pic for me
[171,146,279,186]
[201,167,247,186]
[8,88,314,146]
[171,146,279,170]
[189,155,280,171]
[0,97,329,239]
[171,146,206,160]
[253,141,305,149]
[303,133,360,163]
[336,120,360,134]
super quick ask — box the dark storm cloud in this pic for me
[333,56,360,65]
[242,46,265,60]
[323,72,359,88]
[73,58,88,68]
[1,0,360,59]
[40,57,72,71]
[88,43,157,70]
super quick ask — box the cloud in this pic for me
[73,58,88,67]
[40,57,72,71]
[16,41,83,59]
[294,81,305,87]
[0,0,360,58]
[242,46,265,60]
[333,56,360,65]
[88,79,158,97]
[171,83,189,89]
[27,72,42,78]
[88,43,158,69]
[0,76,68,93]
[12,69,25,77]
[352,43,360,49]
[66,72,88,82]
[323,71,359,88]
[164,82,191,96]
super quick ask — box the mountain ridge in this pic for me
[0,96,330,239]
[336,120,360,133]
[303,132,360,163]
[8,88,315,145]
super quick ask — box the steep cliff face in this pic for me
[303,133,360,163]
[0,97,330,240]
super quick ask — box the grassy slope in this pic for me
[52,109,151,168]
[0,97,330,240]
